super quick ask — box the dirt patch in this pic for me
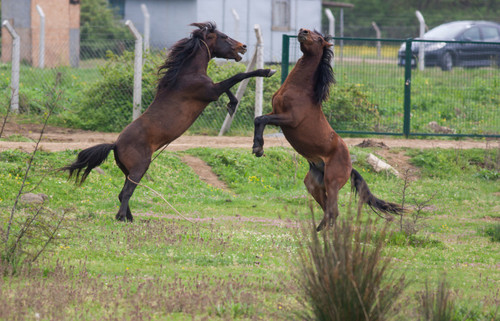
[1,121,497,188]
[181,155,229,191]
[0,120,497,153]
[356,139,389,149]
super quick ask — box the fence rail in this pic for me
[282,35,500,138]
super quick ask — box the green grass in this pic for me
[0,146,499,319]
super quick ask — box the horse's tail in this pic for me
[350,168,404,219]
[61,143,116,185]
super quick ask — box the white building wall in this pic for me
[124,0,322,62]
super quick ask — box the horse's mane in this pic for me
[157,22,217,90]
[313,31,336,104]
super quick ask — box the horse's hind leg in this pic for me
[320,154,352,230]
[114,150,151,222]
[118,179,133,221]
[304,166,328,231]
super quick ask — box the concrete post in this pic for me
[371,21,381,58]
[141,4,150,52]
[2,20,20,113]
[36,5,45,68]
[126,20,143,120]
[218,25,264,136]
[254,24,264,117]
[325,9,335,66]
[231,8,240,40]
[416,10,425,71]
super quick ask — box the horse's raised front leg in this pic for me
[214,69,276,95]
[252,114,294,157]
[225,90,238,116]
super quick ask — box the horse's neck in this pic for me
[286,55,320,86]
[184,50,210,75]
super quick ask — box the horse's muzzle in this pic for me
[235,45,247,61]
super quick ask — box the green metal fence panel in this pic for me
[281,35,500,138]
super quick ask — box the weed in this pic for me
[483,224,500,243]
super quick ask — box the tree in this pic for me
[79,0,132,59]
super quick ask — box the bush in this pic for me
[294,217,406,321]
[323,83,382,132]
[62,51,162,132]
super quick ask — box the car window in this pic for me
[462,27,481,41]
[424,23,462,39]
[481,26,500,41]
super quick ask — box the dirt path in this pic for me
[0,121,497,152]
[1,122,497,191]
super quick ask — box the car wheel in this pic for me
[440,52,453,71]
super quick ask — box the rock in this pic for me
[94,167,105,175]
[428,121,455,134]
[366,153,399,177]
[20,193,49,204]
[356,139,389,149]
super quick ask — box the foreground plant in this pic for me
[295,214,407,321]
[1,73,66,274]
[417,277,456,321]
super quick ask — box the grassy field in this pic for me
[0,145,498,320]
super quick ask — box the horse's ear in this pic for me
[190,22,216,39]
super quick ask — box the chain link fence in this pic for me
[0,34,279,137]
[1,34,499,139]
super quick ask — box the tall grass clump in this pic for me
[416,277,457,321]
[294,214,406,321]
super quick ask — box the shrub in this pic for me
[294,216,406,321]
[62,51,162,132]
[323,83,382,132]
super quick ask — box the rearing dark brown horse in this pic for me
[63,22,275,221]
[252,28,403,231]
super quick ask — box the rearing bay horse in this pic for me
[63,22,275,222]
[252,28,403,231]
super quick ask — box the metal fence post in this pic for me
[2,20,20,113]
[125,20,143,121]
[36,5,45,68]
[403,39,413,138]
[281,34,290,84]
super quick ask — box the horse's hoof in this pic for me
[316,220,327,232]
[227,103,236,116]
[267,69,276,77]
[252,146,264,157]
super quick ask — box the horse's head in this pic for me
[297,28,335,103]
[191,22,247,61]
[297,28,332,56]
